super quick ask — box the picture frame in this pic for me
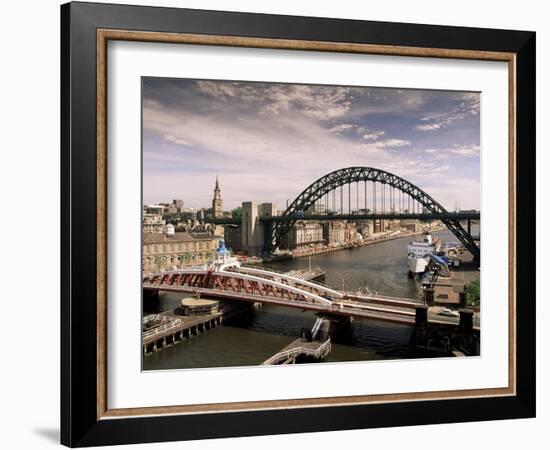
[60,1,536,447]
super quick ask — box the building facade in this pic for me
[284,221,324,250]
[142,214,166,234]
[142,231,221,273]
[322,222,346,245]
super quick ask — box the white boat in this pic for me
[407,231,440,276]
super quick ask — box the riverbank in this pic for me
[243,226,446,264]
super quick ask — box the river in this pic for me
[143,228,463,370]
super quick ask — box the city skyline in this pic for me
[143,78,480,211]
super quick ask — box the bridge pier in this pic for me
[323,315,353,343]
[408,306,479,356]
[458,309,478,354]
[423,287,435,306]
[410,304,429,349]
[143,289,160,312]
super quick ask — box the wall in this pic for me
[0,0,546,449]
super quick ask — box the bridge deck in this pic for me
[143,284,417,325]
[285,268,325,282]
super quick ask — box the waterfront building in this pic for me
[284,221,324,250]
[400,219,442,233]
[142,229,221,272]
[358,221,374,238]
[323,222,346,245]
[343,222,357,242]
[143,214,166,234]
[212,176,223,218]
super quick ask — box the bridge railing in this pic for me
[262,338,331,365]
[142,316,183,339]
[237,265,336,291]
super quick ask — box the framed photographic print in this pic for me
[60,1,536,447]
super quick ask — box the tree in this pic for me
[231,207,243,219]
[465,277,480,307]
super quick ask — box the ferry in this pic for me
[407,231,441,276]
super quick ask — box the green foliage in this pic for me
[231,207,243,219]
[465,277,480,307]
[162,212,184,223]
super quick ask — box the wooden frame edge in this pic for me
[95,28,517,420]
[98,29,515,61]
[508,56,517,395]
[101,387,515,419]
[97,29,108,419]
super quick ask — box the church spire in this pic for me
[212,175,223,218]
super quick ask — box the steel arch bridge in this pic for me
[269,167,480,260]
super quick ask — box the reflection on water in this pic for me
[143,229,459,370]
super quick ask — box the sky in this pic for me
[142,78,480,211]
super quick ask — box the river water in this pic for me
[143,229,461,370]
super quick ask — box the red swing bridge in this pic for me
[145,241,455,326]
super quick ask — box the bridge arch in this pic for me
[270,167,479,260]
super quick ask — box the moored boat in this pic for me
[407,231,440,277]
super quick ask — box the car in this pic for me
[438,307,460,318]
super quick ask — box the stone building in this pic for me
[323,222,346,245]
[172,199,184,212]
[142,214,166,234]
[400,219,442,233]
[284,221,324,250]
[241,201,277,256]
[142,230,220,273]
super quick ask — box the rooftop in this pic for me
[180,298,219,307]
[143,232,216,244]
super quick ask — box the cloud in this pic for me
[362,131,385,141]
[423,144,480,158]
[329,123,355,135]
[163,134,192,146]
[377,138,410,148]
[415,92,480,131]
[142,79,480,210]
[450,145,480,157]
[196,80,353,122]
[416,123,444,131]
